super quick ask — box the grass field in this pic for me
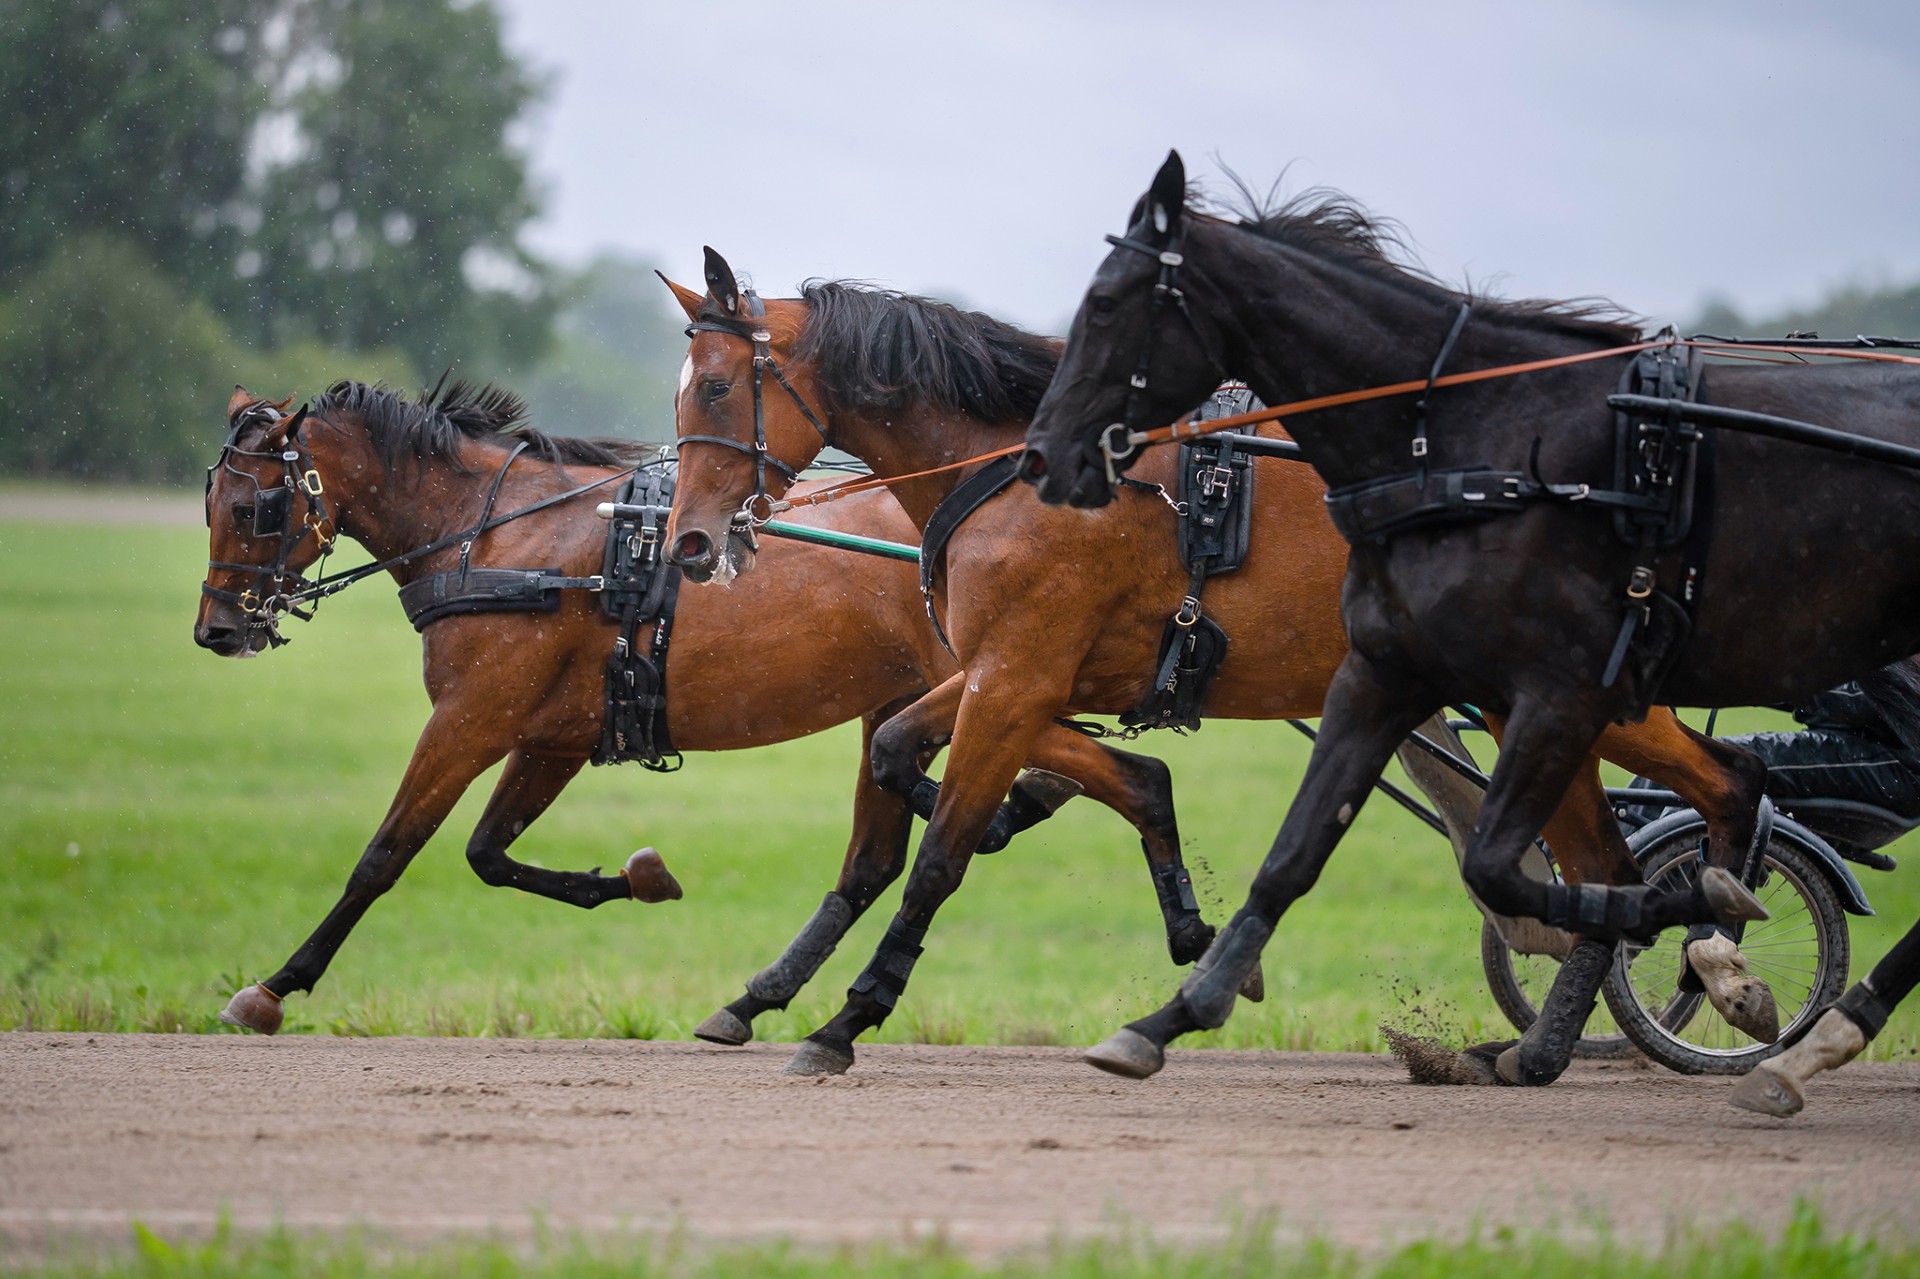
[4,511,1920,1056]
[9,1205,1916,1279]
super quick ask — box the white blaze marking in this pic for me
[677,355,694,402]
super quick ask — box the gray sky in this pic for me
[494,0,1920,334]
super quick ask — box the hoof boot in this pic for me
[218,983,283,1035]
[623,848,683,903]
[1729,1063,1805,1117]
[692,1007,752,1046]
[1238,960,1266,1003]
[1699,865,1767,924]
[783,1037,854,1077]
[1084,1027,1165,1080]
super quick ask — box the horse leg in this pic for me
[464,751,654,904]
[1594,713,1779,1042]
[693,701,918,1046]
[870,673,1085,853]
[218,710,508,1033]
[1730,918,1920,1116]
[785,679,1057,1077]
[1086,652,1439,1079]
[1021,726,1234,976]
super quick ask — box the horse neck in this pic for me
[1197,222,1612,489]
[310,421,513,576]
[830,405,1027,531]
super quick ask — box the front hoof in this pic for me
[692,1007,753,1046]
[1238,960,1266,1003]
[622,847,683,903]
[1711,978,1781,1044]
[1699,865,1767,925]
[1729,1062,1805,1117]
[217,983,283,1035]
[1084,1027,1165,1079]
[783,1037,854,1077]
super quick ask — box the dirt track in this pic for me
[4,1034,1919,1256]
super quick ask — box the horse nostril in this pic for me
[675,530,713,566]
[196,624,238,652]
[1017,447,1048,482]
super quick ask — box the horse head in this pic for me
[660,247,835,584]
[1024,149,1228,509]
[196,386,339,655]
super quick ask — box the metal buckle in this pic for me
[1130,373,1148,389]
[1158,251,1184,267]
[1626,565,1655,600]
[1411,437,1428,458]
[302,469,324,496]
[1173,596,1201,627]
[1198,465,1233,500]
[1502,476,1522,500]
[751,330,771,344]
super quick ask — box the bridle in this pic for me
[680,289,835,540]
[1093,226,1227,486]
[202,401,336,648]
[202,400,638,649]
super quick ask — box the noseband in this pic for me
[202,402,336,647]
[1091,230,1229,485]
[681,290,834,535]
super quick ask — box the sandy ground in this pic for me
[3,1035,1918,1258]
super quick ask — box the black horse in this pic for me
[1021,150,1920,1095]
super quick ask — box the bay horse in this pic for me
[659,254,1774,1080]
[1021,150,1920,1089]
[195,380,1238,1037]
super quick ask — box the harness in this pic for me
[204,403,685,770]
[681,289,835,537]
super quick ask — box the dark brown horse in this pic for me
[1021,151,1920,1089]
[196,380,1234,1037]
[659,257,1774,1080]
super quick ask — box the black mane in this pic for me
[313,379,651,473]
[780,282,1061,421]
[1218,187,1644,344]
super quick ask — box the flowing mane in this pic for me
[1215,188,1645,344]
[313,378,652,473]
[783,282,1062,421]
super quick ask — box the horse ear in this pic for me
[228,386,255,420]
[1147,149,1185,240]
[656,270,705,322]
[703,246,741,316]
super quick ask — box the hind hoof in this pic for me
[1699,866,1768,924]
[1712,976,1781,1043]
[1493,1042,1567,1088]
[1015,768,1085,814]
[783,1037,854,1077]
[622,848,683,903]
[1729,1063,1805,1117]
[693,1007,752,1046]
[1084,1028,1165,1079]
[217,983,283,1035]
[1238,960,1266,1003]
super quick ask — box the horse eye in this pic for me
[705,381,732,403]
[1088,295,1119,320]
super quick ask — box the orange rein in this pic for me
[773,338,1920,511]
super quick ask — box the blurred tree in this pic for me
[0,0,263,294]
[512,254,687,443]
[231,0,555,373]
[1691,283,1920,342]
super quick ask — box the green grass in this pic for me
[9,1204,1918,1278]
[4,512,1920,1054]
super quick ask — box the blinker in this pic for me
[253,485,293,538]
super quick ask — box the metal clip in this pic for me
[1626,565,1655,600]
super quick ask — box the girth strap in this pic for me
[1323,464,1663,546]
[918,453,1022,658]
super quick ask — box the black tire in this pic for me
[1480,918,1639,1060]
[1602,827,1850,1076]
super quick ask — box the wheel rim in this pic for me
[1618,849,1834,1059]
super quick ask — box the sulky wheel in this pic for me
[1602,825,1849,1076]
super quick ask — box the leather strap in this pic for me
[917,453,1022,657]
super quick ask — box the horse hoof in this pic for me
[1729,1063,1805,1117]
[1699,866,1767,924]
[1014,768,1085,814]
[1084,1028,1165,1079]
[693,1007,753,1046]
[1493,1044,1530,1086]
[622,848,683,903]
[1711,978,1781,1043]
[217,983,283,1035]
[782,1038,854,1077]
[1238,960,1266,1003]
